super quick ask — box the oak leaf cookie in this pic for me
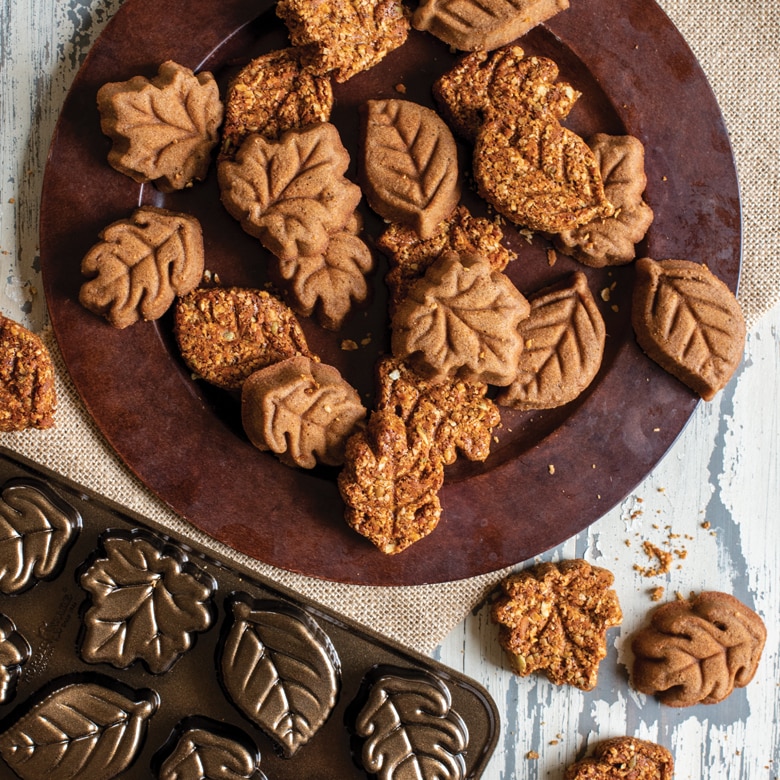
[555,134,654,267]
[497,272,605,410]
[174,287,313,390]
[241,356,367,468]
[219,123,361,261]
[631,591,766,707]
[361,99,461,239]
[220,47,334,158]
[564,737,674,780]
[631,257,746,400]
[97,60,223,192]
[391,250,530,386]
[338,404,445,554]
[491,559,622,690]
[0,314,56,432]
[276,0,409,82]
[79,206,204,329]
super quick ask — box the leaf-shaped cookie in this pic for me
[361,100,461,239]
[338,405,445,554]
[391,251,530,385]
[354,666,469,780]
[497,272,605,410]
[220,597,341,757]
[0,479,80,595]
[0,680,157,780]
[241,356,367,468]
[158,727,263,780]
[414,0,568,53]
[631,257,746,400]
[79,206,205,329]
[274,215,375,330]
[0,615,29,705]
[631,591,766,707]
[79,533,215,674]
[554,133,654,267]
[97,60,223,192]
[218,123,361,261]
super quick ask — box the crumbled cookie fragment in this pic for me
[0,314,56,432]
[564,736,674,779]
[377,205,515,314]
[97,61,223,191]
[242,356,366,468]
[491,559,622,690]
[631,591,766,707]
[276,0,409,82]
[174,287,313,390]
[338,405,445,554]
[220,47,334,158]
[375,355,500,464]
[391,250,529,385]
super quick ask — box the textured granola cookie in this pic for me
[97,61,223,192]
[375,355,500,464]
[276,0,409,82]
[338,404,445,554]
[497,272,605,410]
[220,47,334,158]
[491,559,622,690]
[391,250,529,386]
[242,356,366,468]
[377,204,515,314]
[0,314,56,432]
[555,134,654,267]
[80,207,204,329]
[414,0,568,53]
[631,591,766,707]
[433,46,580,142]
[174,287,313,390]
[564,737,674,780]
[632,257,746,400]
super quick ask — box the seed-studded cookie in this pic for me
[631,257,746,400]
[631,591,766,707]
[491,559,622,690]
[377,204,515,314]
[554,134,654,267]
[80,207,204,329]
[391,250,529,386]
[276,0,409,82]
[220,47,334,158]
[97,61,223,192]
[375,355,500,465]
[242,356,366,468]
[0,313,56,432]
[564,737,674,780]
[338,404,445,554]
[414,0,568,53]
[360,99,461,240]
[174,287,313,390]
[497,272,605,410]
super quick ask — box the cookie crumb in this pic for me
[650,586,664,601]
[526,751,539,760]
[341,339,359,351]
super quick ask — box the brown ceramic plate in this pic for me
[40,0,741,585]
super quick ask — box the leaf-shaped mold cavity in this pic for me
[631,257,746,400]
[352,664,469,780]
[220,596,341,758]
[361,100,461,239]
[497,272,605,410]
[79,530,216,674]
[0,478,81,595]
[0,678,158,780]
[158,723,264,780]
[0,614,30,704]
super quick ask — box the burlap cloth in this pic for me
[2,0,778,654]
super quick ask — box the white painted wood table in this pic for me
[2,1,778,778]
